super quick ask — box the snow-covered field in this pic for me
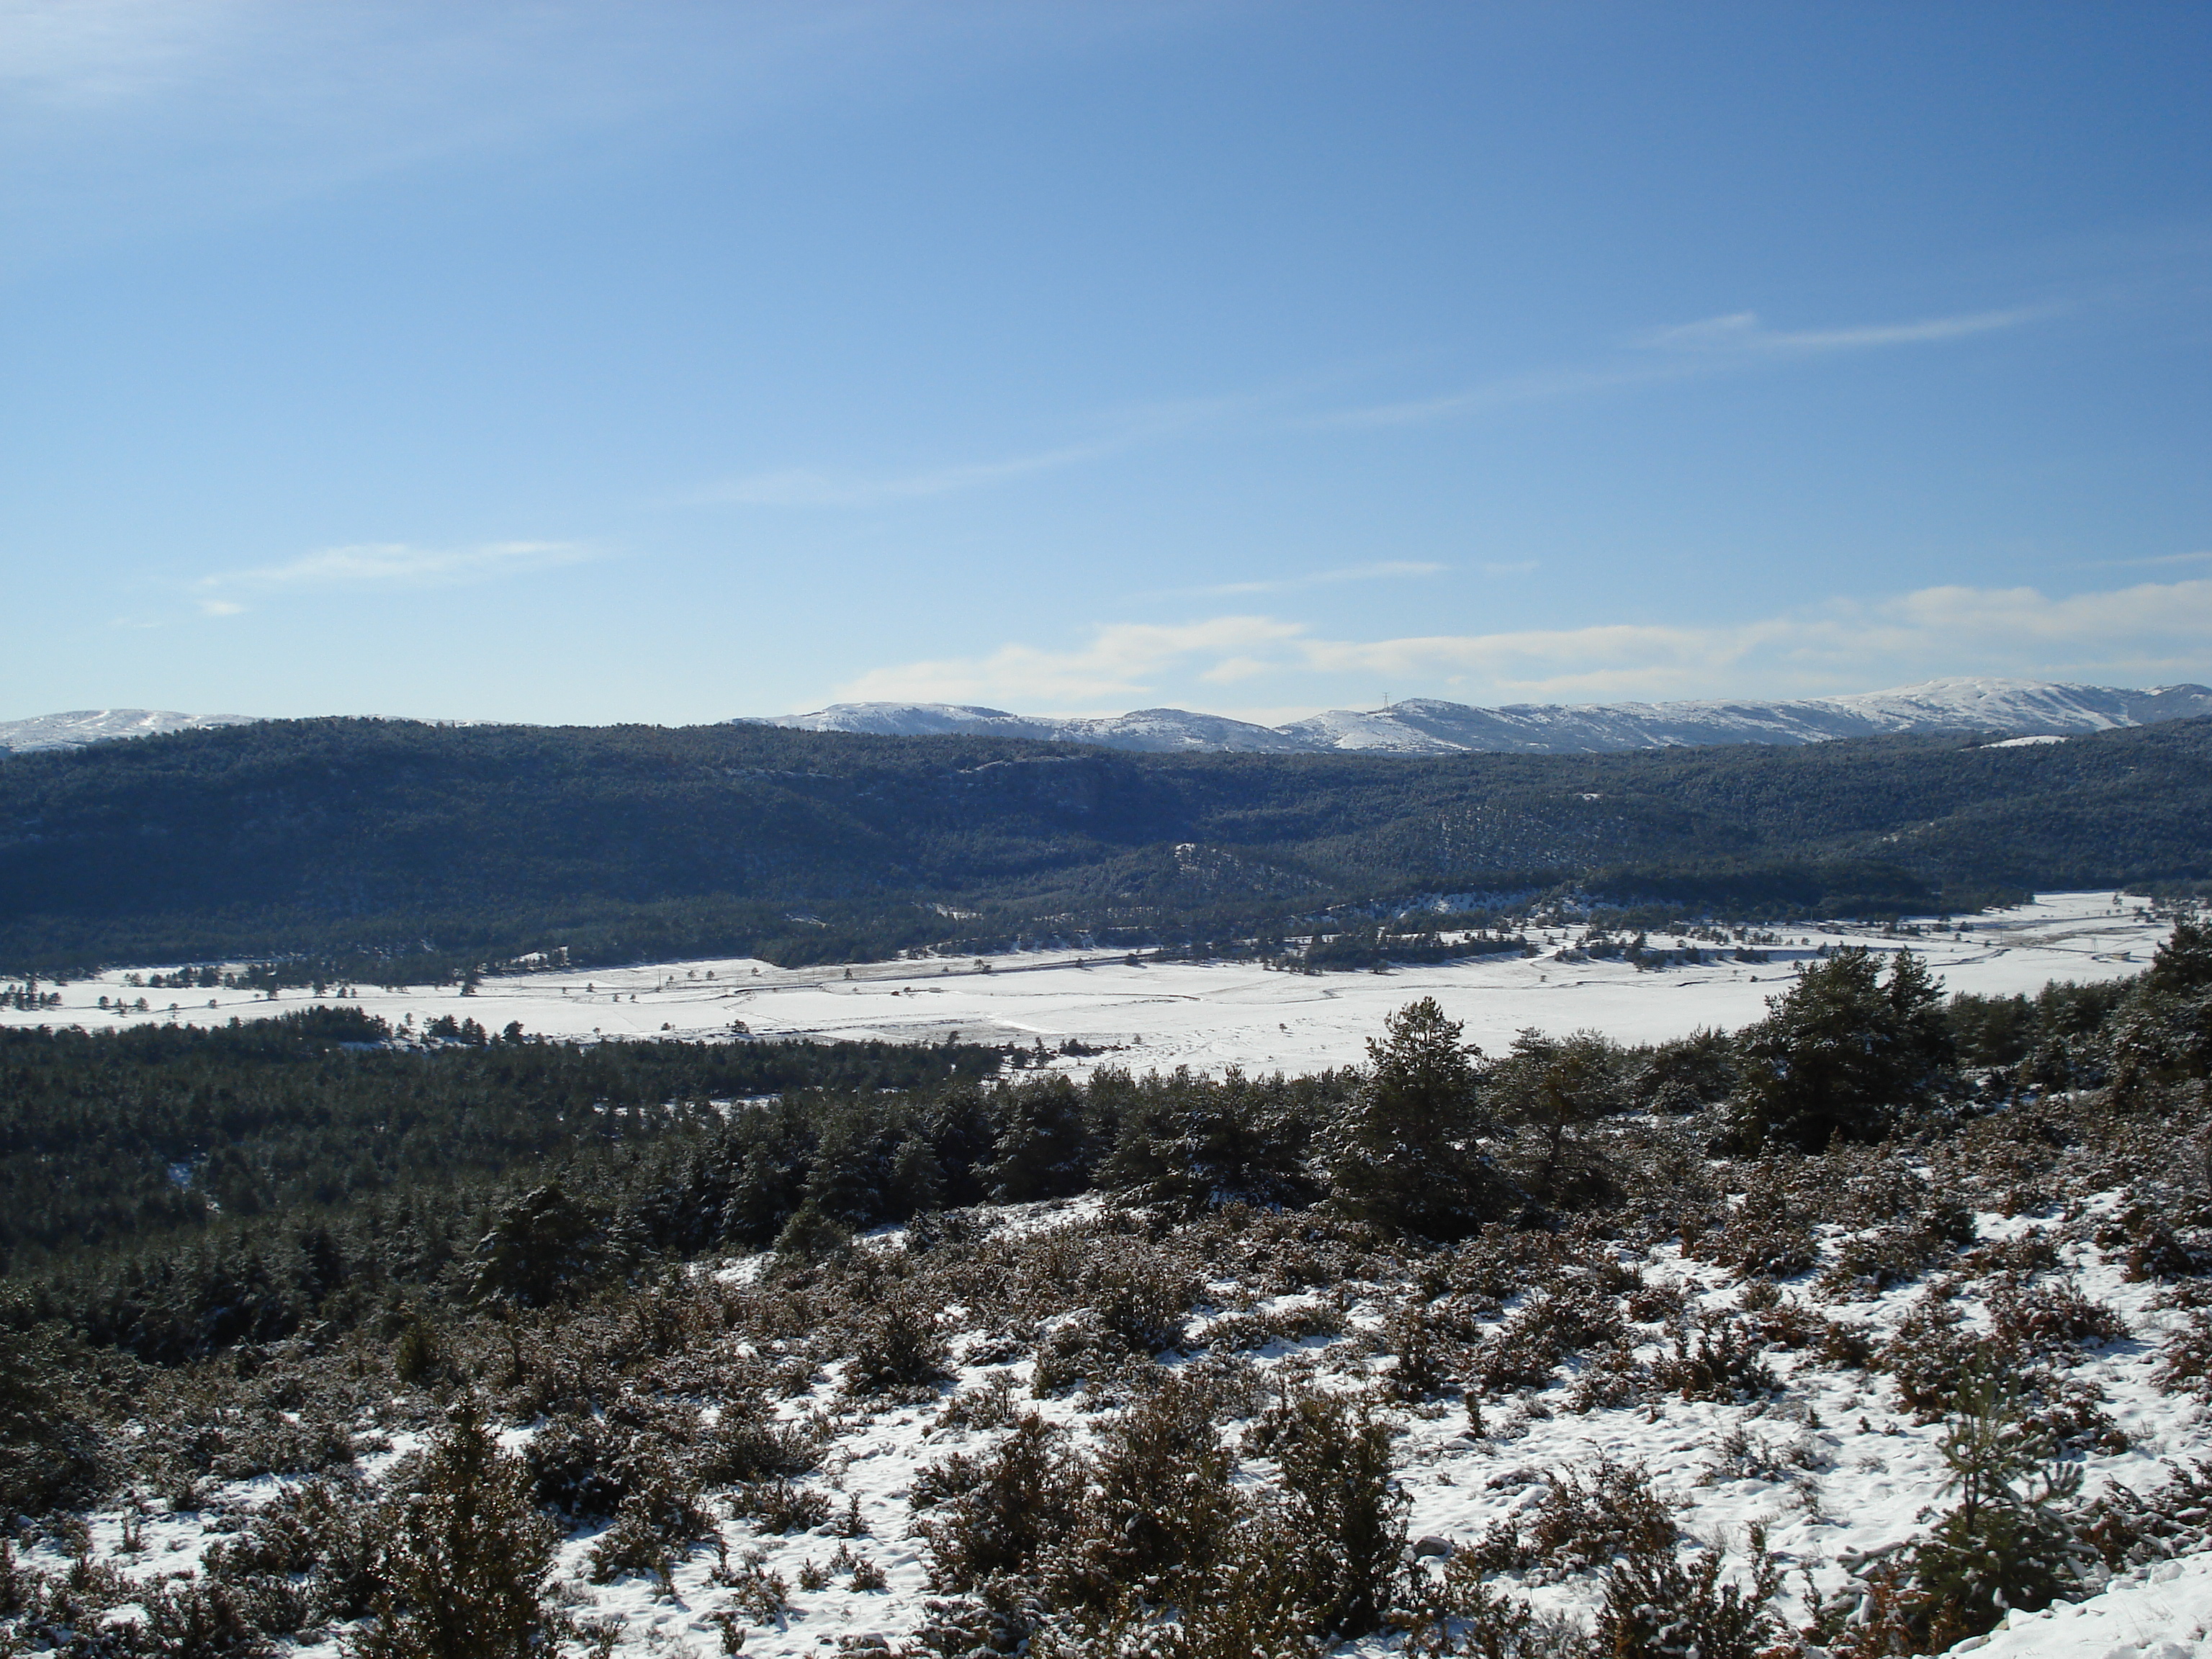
[6,891,2169,1075]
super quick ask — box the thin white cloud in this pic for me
[0,0,246,107]
[1318,305,2049,431]
[1317,362,1686,430]
[832,616,1306,709]
[830,577,2212,714]
[1,4,1197,275]
[2084,549,2212,570]
[1188,561,1445,598]
[683,383,1288,509]
[1637,306,2049,354]
[201,540,595,593]
[1292,578,2212,698]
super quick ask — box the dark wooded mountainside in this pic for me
[1,716,2208,979]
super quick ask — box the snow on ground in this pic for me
[19,1190,2212,1658]
[4,891,2171,1077]
[1964,1552,2212,1659]
[1964,1554,2212,1659]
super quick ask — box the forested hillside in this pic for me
[1,716,2208,979]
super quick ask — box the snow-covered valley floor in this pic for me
[1,891,2169,1076]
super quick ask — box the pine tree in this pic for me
[349,1395,563,1659]
[1487,1028,1626,1205]
[1100,1070,1317,1216]
[2107,916,2212,1098]
[986,1077,1095,1202]
[802,1105,889,1228]
[922,1086,1002,1207]
[1326,999,1498,1239]
[468,1184,603,1308]
[1901,1371,2089,1642]
[886,1133,946,1218]
[1730,948,1952,1151]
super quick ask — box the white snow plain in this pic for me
[6,891,2170,1076]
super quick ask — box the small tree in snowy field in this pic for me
[349,1396,563,1659]
[1904,1370,2088,1641]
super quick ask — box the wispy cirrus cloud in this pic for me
[1,3,1197,276]
[684,439,1126,508]
[688,300,2060,498]
[1313,361,1676,430]
[2082,548,2212,570]
[1636,305,2051,354]
[1318,304,2051,430]
[680,384,1288,508]
[199,539,595,600]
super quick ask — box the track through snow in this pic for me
[7,891,2171,1076]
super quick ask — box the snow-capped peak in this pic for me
[735,678,2212,757]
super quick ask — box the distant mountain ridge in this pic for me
[737,676,2212,755]
[10,678,2210,760]
[0,709,260,755]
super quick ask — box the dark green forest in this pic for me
[4,923,2200,1364]
[2,716,2209,982]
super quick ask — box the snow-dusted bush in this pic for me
[841,1298,951,1399]
[1465,1457,1677,1583]
[347,1397,565,1659]
[1648,1312,1779,1403]
[1686,1187,1819,1280]
[1588,1525,1786,1659]
[913,1413,1085,1596]
[1245,1385,1408,1637]
[1470,1283,1625,1395]
[1985,1277,2128,1354]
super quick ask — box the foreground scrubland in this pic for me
[6,924,2212,1658]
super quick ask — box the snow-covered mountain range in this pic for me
[0,708,260,755]
[9,678,2208,760]
[738,676,2212,755]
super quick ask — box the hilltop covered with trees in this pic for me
[1,715,2209,983]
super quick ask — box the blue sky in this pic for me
[3,0,2208,725]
